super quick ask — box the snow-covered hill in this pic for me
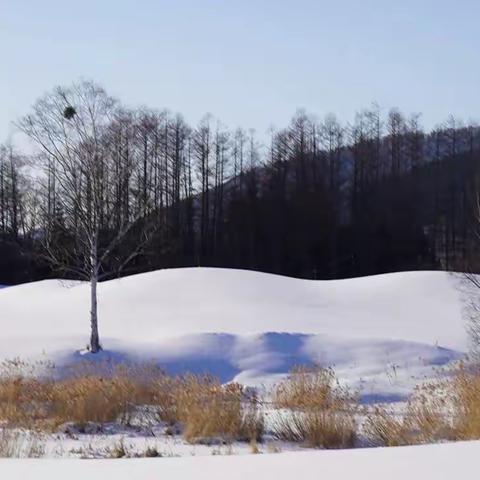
[0,268,467,400]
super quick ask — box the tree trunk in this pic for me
[90,272,101,353]
[90,237,101,353]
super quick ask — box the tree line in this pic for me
[1,81,480,289]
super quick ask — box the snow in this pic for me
[0,441,478,479]
[0,268,467,400]
[0,267,475,474]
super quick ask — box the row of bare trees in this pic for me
[1,81,480,351]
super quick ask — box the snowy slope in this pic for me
[0,268,467,399]
[0,441,478,479]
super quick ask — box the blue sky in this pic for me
[1,0,479,143]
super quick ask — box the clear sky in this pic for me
[1,0,479,143]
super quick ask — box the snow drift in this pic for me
[0,268,467,400]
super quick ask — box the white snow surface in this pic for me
[0,441,478,479]
[0,268,468,400]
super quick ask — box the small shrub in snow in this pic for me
[110,439,127,458]
[143,446,162,457]
[249,437,260,454]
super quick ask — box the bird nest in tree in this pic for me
[63,106,77,120]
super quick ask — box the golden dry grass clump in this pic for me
[272,366,358,448]
[0,361,163,430]
[363,387,451,448]
[364,362,480,446]
[172,375,263,443]
[57,362,165,426]
[449,363,480,440]
[0,377,53,428]
[51,375,136,425]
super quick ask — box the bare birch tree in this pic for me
[18,80,153,353]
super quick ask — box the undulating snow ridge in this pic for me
[0,268,467,400]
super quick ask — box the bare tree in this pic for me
[18,80,154,353]
[193,115,213,262]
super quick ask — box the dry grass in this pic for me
[11,359,480,450]
[363,406,409,446]
[149,374,180,425]
[173,375,263,443]
[363,364,480,446]
[449,363,480,439]
[271,366,358,448]
[0,429,45,458]
[0,377,53,428]
[51,375,137,426]
[0,361,163,430]
[364,380,454,446]
[0,361,263,444]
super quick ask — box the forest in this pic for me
[1,80,479,285]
